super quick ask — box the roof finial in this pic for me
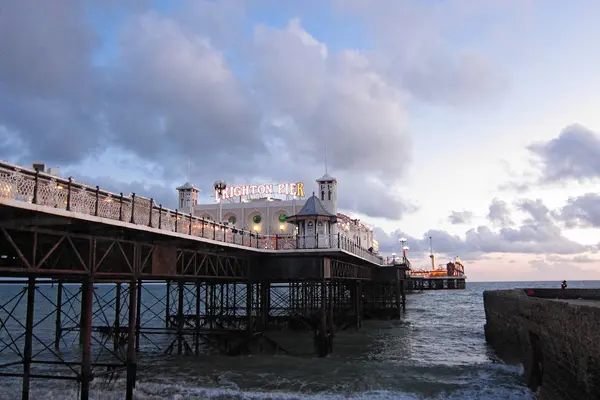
[312,191,315,197]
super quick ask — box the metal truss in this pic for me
[0,279,137,400]
[0,225,251,281]
[0,211,410,399]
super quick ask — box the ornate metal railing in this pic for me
[0,161,384,264]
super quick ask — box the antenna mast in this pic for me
[429,236,435,270]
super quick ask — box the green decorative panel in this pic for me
[228,215,237,225]
[253,215,262,224]
[278,213,287,223]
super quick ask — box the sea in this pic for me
[0,280,597,400]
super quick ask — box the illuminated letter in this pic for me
[250,185,258,195]
[258,184,266,195]
[233,186,242,197]
[265,184,273,195]
[296,182,305,197]
[278,183,285,194]
[241,185,249,196]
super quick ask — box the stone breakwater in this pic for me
[483,288,600,400]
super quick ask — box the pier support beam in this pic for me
[21,278,35,400]
[54,281,62,349]
[80,278,94,400]
[126,279,138,400]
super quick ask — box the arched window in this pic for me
[321,190,325,201]
[328,190,331,200]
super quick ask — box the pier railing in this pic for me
[0,161,385,265]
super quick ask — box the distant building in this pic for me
[177,173,379,253]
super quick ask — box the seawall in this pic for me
[483,288,600,400]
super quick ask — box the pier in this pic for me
[0,161,417,400]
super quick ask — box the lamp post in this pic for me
[213,180,227,223]
[399,237,408,261]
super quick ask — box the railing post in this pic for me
[213,222,216,240]
[337,233,340,248]
[188,213,192,235]
[33,169,39,204]
[148,198,153,227]
[130,193,136,224]
[158,205,163,229]
[119,193,124,221]
[201,220,204,237]
[174,209,178,232]
[94,186,100,216]
[275,234,278,250]
[66,177,72,211]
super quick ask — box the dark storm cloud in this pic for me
[73,174,177,210]
[0,0,101,164]
[448,210,473,225]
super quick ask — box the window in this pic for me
[328,190,331,200]
[321,190,325,201]
[317,221,324,234]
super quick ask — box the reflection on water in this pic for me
[0,280,597,399]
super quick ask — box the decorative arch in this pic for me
[272,208,290,233]
[223,212,238,226]
[246,210,264,233]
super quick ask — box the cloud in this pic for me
[545,254,596,264]
[72,174,177,210]
[552,193,600,228]
[487,198,513,226]
[448,210,473,225]
[375,197,589,259]
[333,0,511,105]
[528,124,600,183]
[0,1,515,222]
[0,0,101,165]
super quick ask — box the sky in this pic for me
[2,0,600,281]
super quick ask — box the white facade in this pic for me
[177,174,379,253]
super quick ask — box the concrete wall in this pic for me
[483,289,600,400]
